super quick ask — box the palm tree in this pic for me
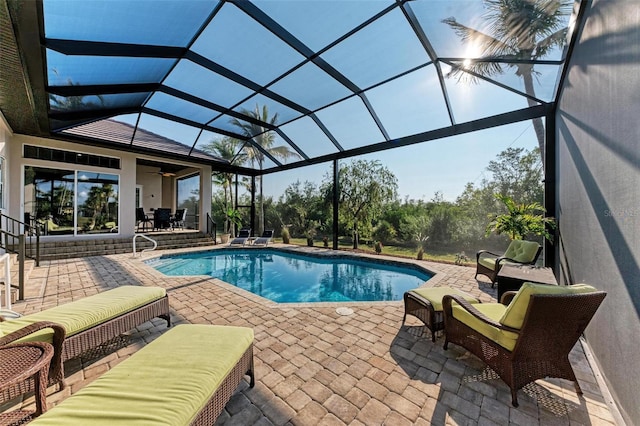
[200,136,245,234]
[229,104,300,234]
[442,0,572,161]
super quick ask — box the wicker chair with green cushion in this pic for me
[475,240,542,286]
[442,282,606,407]
[0,286,170,402]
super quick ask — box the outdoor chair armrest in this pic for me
[0,321,66,386]
[500,291,518,305]
[476,250,501,261]
[442,295,520,334]
[495,255,538,268]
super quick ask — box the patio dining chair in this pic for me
[442,282,606,407]
[135,207,152,232]
[475,240,542,286]
[170,208,187,230]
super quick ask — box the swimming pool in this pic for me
[146,249,432,303]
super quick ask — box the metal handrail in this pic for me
[0,212,41,266]
[206,213,217,244]
[132,234,157,257]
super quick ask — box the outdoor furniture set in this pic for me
[403,281,606,407]
[0,286,254,424]
[136,207,188,232]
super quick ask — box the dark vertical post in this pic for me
[250,175,256,237]
[544,108,556,268]
[18,234,25,300]
[332,159,339,250]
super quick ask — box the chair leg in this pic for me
[510,389,519,407]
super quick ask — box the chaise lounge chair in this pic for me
[0,286,170,403]
[442,282,606,407]
[28,324,254,426]
[252,229,274,246]
[229,228,251,246]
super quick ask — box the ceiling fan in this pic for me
[147,168,176,177]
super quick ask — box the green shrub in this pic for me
[281,227,290,244]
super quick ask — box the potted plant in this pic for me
[220,208,242,244]
[281,226,291,244]
[486,194,556,241]
[374,241,383,254]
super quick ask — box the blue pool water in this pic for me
[146,249,432,303]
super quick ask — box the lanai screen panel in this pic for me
[42,0,580,173]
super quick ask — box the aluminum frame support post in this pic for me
[332,159,339,250]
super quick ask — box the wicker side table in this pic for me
[0,342,54,423]
[403,287,480,342]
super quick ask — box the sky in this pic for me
[50,1,563,205]
[262,119,539,202]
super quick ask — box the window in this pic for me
[24,166,119,235]
[177,174,199,229]
[24,145,121,169]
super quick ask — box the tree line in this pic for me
[211,146,544,256]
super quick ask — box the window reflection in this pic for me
[177,173,199,229]
[24,167,75,235]
[77,172,119,234]
[24,167,119,236]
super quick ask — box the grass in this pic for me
[281,238,474,267]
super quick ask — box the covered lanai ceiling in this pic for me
[1,0,583,176]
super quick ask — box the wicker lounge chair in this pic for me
[0,286,170,403]
[229,228,251,246]
[443,282,606,407]
[29,324,254,426]
[475,240,542,286]
[252,229,274,246]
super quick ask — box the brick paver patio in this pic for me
[5,245,618,425]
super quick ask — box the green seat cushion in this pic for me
[452,303,519,351]
[0,286,166,343]
[410,286,478,311]
[30,324,254,426]
[503,240,540,263]
[500,282,598,330]
[478,256,500,270]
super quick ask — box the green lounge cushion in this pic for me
[502,240,540,263]
[478,240,540,270]
[500,282,598,330]
[30,324,254,426]
[0,286,166,343]
[452,303,519,351]
[410,286,478,311]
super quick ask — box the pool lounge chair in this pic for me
[28,324,254,426]
[252,229,274,246]
[229,228,251,246]
[0,286,170,402]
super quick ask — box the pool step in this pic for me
[37,231,216,261]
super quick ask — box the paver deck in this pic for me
[3,245,619,425]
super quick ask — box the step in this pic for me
[37,232,217,261]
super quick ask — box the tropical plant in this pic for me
[201,136,245,232]
[443,0,572,160]
[486,193,555,241]
[224,208,243,236]
[229,105,300,235]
